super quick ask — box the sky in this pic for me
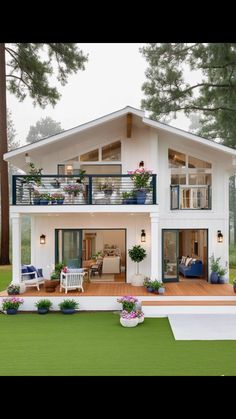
[6,43,194,146]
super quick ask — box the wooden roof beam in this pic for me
[126,113,132,138]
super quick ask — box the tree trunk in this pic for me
[233,177,236,246]
[0,43,10,265]
[136,262,139,275]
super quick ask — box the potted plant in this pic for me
[35,299,53,314]
[39,193,51,205]
[128,167,152,204]
[135,309,145,323]
[51,193,65,204]
[59,299,79,314]
[151,280,160,294]
[120,310,139,327]
[63,183,83,197]
[122,191,136,204]
[7,284,20,295]
[218,266,227,284]
[128,245,147,286]
[144,279,154,292]
[157,281,166,294]
[99,179,114,196]
[117,295,139,312]
[209,254,221,284]
[32,189,41,205]
[2,297,24,314]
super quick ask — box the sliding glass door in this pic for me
[56,229,82,268]
[162,230,179,282]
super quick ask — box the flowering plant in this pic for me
[7,284,20,295]
[62,266,68,273]
[2,297,24,310]
[63,184,83,195]
[127,167,152,190]
[120,310,138,319]
[117,295,139,312]
[51,193,65,200]
[135,309,144,318]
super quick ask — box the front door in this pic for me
[56,229,83,268]
[162,230,179,282]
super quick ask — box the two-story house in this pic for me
[4,106,236,292]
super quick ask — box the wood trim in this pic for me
[127,113,132,138]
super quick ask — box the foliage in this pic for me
[140,43,236,145]
[50,262,65,280]
[24,162,43,186]
[2,297,24,310]
[0,43,87,265]
[98,179,114,191]
[128,168,152,190]
[117,296,138,312]
[218,267,227,277]
[5,43,88,107]
[209,254,221,273]
[128,245,146,263]
[58,299,79,310]
[122,191,135,198]
[35,299,53,310]
[7,284,20,295]
[26,117,63,143]
[63,183,83,194]
[51,193,65,200]
[7,109,20,151]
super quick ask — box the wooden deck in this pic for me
[142,300,236,306]
[0,279,235,297]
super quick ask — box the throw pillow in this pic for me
[27,265,37,279]
[37,268,43,278]
[185,257,192,266]
[181,256,186,264]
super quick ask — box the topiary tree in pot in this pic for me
[128,245,147,286]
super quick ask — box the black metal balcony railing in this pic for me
[170,185,211,210]
[12,174,157,206]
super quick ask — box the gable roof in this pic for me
[4,105,236,160]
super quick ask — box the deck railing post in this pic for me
[88,176,93,205]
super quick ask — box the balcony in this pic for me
[170,185,211,210]
[12,174,157,206]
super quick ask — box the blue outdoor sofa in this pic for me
[179,260,203,278]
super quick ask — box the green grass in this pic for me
[0,266,12,291]
[0,312,236,376]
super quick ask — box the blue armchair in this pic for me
[179,260,203,278]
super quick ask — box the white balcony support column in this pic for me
[11,213,21,284]
[150,211,159,280]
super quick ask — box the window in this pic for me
[80,149,99,162]
[80,164,121,175]
[188,156,211,169]
[57,164,74,175]
[169,148,212,186]
[168,149,186,168]
[102,141,121,161]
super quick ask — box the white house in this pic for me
[4,106,236,288]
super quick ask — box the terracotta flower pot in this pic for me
[44,280,59,292]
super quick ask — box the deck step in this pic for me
[142,300,236,306]
[141,300,236,317]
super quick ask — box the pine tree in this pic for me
[0,43,88,264]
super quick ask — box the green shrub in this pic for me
[58,299,79,310]
[35,299,53,310]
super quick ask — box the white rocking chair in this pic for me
[60,270,85,294]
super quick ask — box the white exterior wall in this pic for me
[157,131,230,278]
[32,213,151,281]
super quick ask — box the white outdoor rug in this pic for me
[168,314,236,340]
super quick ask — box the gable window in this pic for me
[102,141,121,161]
[169,149,212,186]
[80,149,99,162]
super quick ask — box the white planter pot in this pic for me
[131,274,145,287]
[120,317,139,327]
[138,316,144,324]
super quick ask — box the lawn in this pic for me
[0,266,12,291]
[0,312,236,376]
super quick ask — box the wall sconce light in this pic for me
[40,234,46,244]
[217,230,223,243]
[139,160,144,168]
[25,153,31,163]
[141,229,146,242]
